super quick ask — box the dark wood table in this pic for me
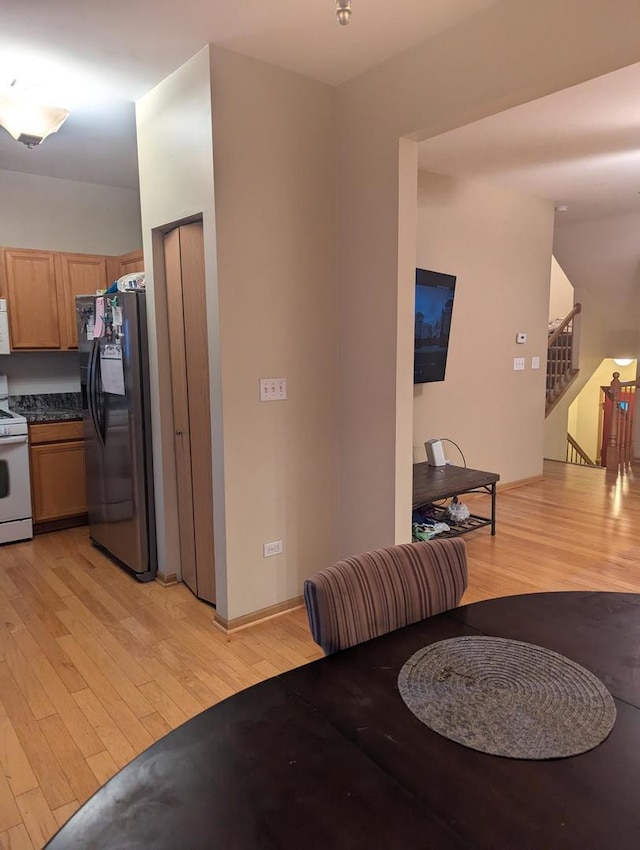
[45,592,640,849]
[413,462,500,535]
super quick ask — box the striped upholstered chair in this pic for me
[303,538,468,655]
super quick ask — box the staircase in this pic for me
[546,303,581,417]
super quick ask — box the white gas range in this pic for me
[0,376,32,544]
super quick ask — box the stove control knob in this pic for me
[0,426,10,436]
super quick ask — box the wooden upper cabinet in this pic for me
[58,253,107,348]
[2,246,141,351]
[118,250,144,276]
[4,249,62,349]
[105,250,144,292]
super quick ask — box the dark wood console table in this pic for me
[412,463,500,536]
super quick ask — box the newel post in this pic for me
[606,372,622,472]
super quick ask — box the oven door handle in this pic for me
[0,435,28,445]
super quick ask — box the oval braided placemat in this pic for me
[398,636,616,759]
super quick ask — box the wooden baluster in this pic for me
[623,385,633,465]
[620,388,627,466]
[631,387,636,464]
[606,372,621,472]
[623,387,630,465]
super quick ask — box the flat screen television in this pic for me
[414,268,457,384]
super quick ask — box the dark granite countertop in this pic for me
[10,392,83,424]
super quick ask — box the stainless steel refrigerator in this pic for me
[76,291,156,581]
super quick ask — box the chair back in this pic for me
[304,538,468,654]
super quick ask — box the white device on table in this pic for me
[425,439,446,467]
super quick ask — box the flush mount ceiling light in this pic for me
[0,80,70,149]
[336,0,352,25]
[614,358,633,366]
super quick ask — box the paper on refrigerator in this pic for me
[100,343,125,395]
[93,297,105,338]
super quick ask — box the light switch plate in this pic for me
[531,356,541,370]
[260,378,287,401]
[513,357,525,371]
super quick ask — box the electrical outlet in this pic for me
[513,357,525,371]
[531,356,541,370]
[260,378,287,401]
[263,540,283,558]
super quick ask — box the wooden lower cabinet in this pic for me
[29,421,88,531]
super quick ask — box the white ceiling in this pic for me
[0,0,498,188]
[417,62,640,223]
[3,0,640,220]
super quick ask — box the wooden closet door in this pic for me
[4,249,62,349]
[58,253,108,348]
[179,224,215,604]
[164,223,215,604]
[164,229,198,595]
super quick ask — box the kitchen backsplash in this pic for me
[9,392,82,423]
[0,351,81,395]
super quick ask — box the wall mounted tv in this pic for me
[414,268,457,384]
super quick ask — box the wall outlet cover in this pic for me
[513,357,525,371]
[263,540,283,557]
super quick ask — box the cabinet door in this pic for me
[58,253,108,348]
[30,441,87,522]
[106,250,144,288]
[119,250,144,276]
[4,249,62,349]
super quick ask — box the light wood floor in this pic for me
[1,459,639,849]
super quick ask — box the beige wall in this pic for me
[0,169,141,254]
[137,46,337,621]
[549,257,574,322]
[413,172,553,487]
[210,47,337,620]
[136,47,225,602]
[134,0,640,618]
[336,0,640,557]
[554,211,640,358]
[0,168,141,394]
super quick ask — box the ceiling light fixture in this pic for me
[613,358,633,367]
[336,0,352,25]
[0,80,70,149]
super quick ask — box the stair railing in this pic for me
[546,303,581,416]
[603,372,637,472]
[566,433,597,466]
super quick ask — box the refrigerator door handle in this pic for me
[88,340,106,447]
[95,346,107,444]
[87,341,96,432]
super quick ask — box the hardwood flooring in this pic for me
[1,459,639,848]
